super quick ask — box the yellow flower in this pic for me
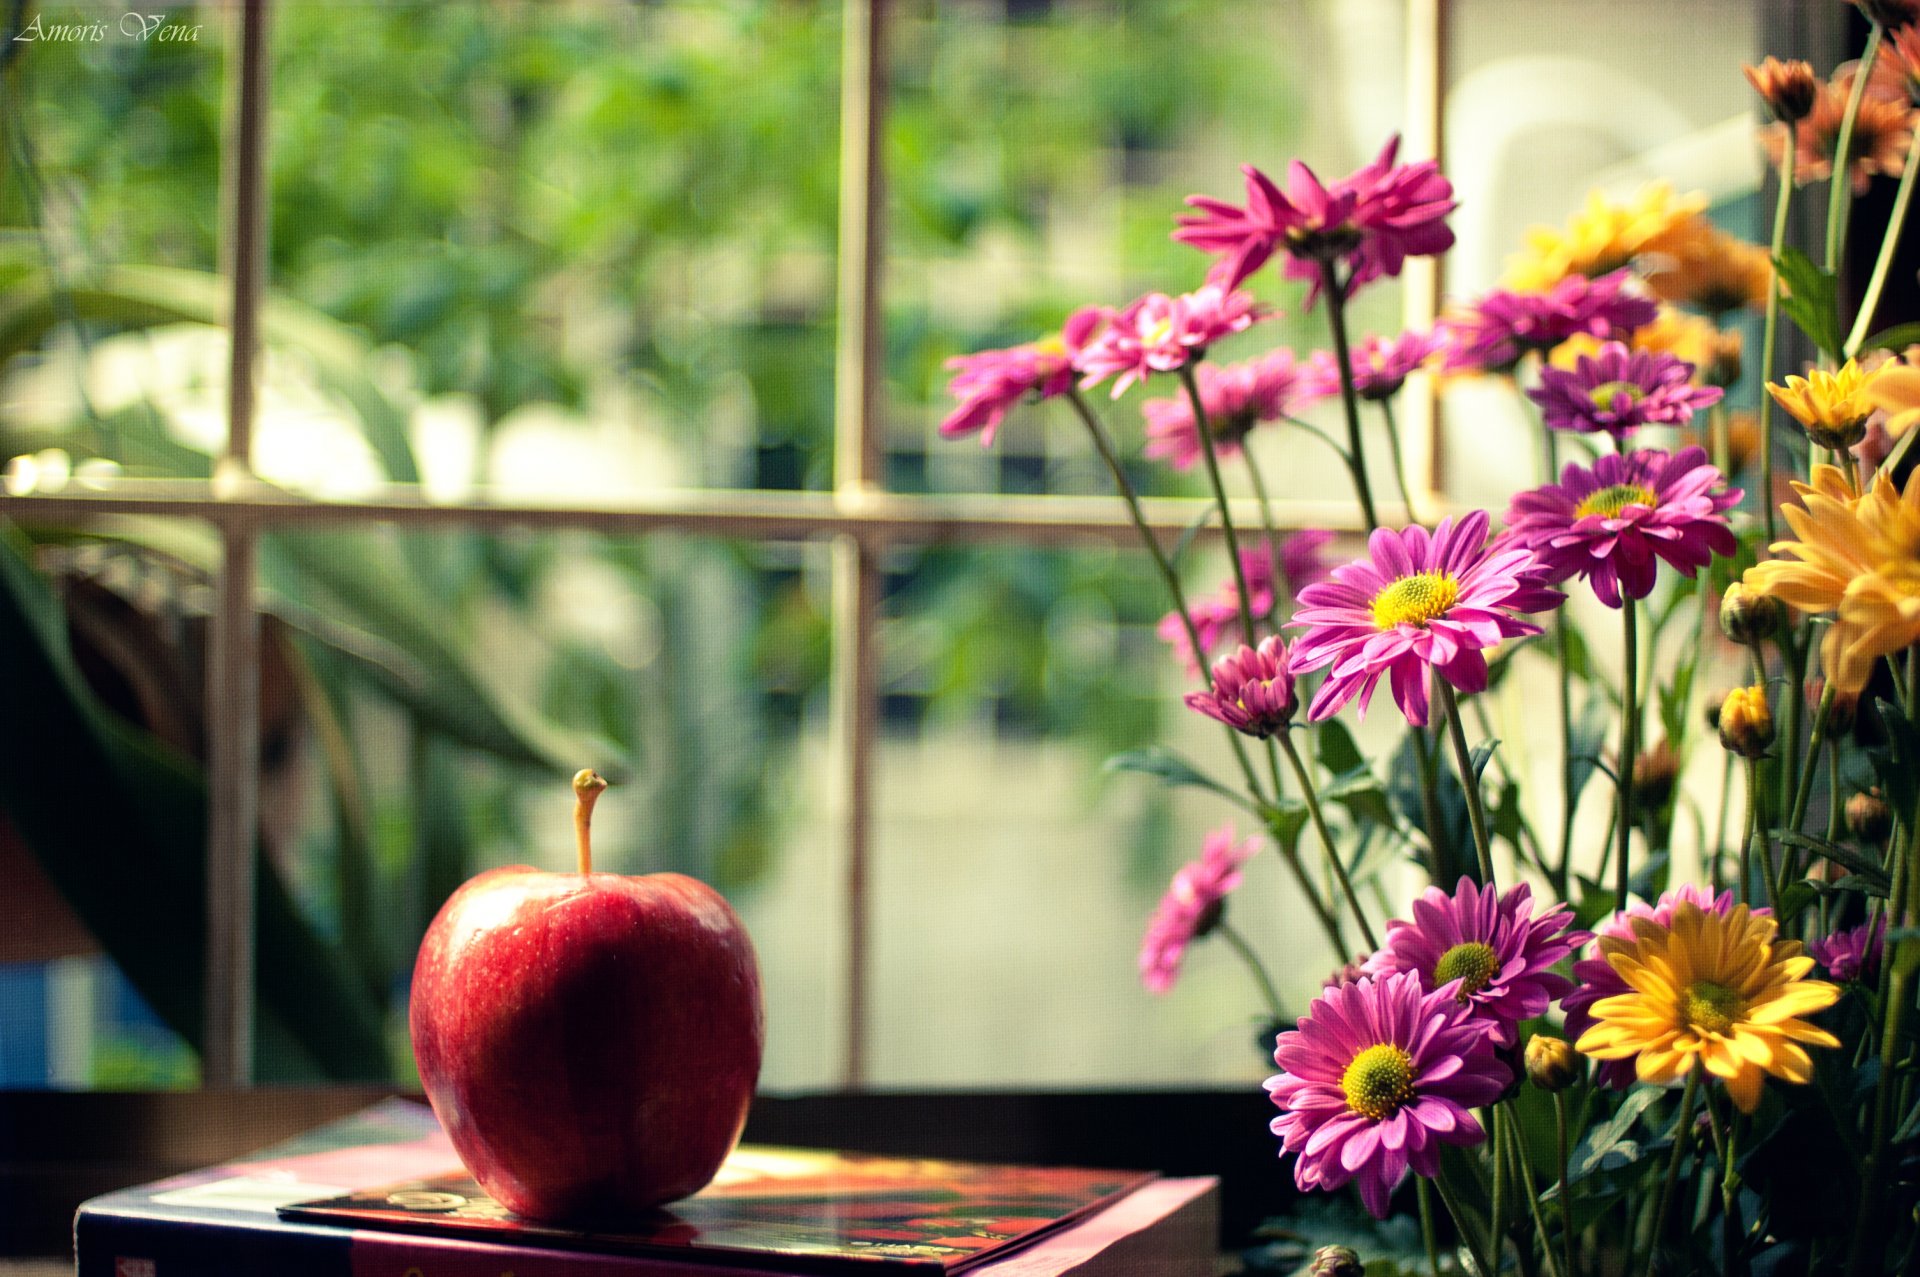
[1867,357,1920,438]
[1551,306,1740,386]
[1575,902,1840,1113]
[1744,464,1920,690]
[1641,226,1773,317]
[1504,183,1711,291]
[1767,360,1887,450]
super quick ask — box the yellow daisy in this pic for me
[1550,306,1741,387]
[1767,359,1888,450]
[1575,902,1840,1113]
[1641,226,1773,317]
[1505,182,1711,292]
[1867,357,1920,438]
[1743,464,1920,691]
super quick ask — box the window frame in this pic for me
[0,0,1446,1088]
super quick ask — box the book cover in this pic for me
[74,1100,1216,1277]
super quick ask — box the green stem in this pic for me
[1178,362,1256,647]
[1646,1067,1702,1275]
[1432,1163,1495,1277]
[1826,23,1884,278]
[1759,141,1795,546]
[1278,731,1378,950]
[1413,716,1452,882]
[1215,920,1286,1026]
[1504,1106,1565,1277]
[1240,443,1287,624]
[1745,755,1780,912]
[1417,1176,1442,1277]
[1318,258,1380,531]
[1378,395,1420,522]
[1554,1090,1577,1277]
[1064,388,1266,799]
[1788,684,1836,837]
[1438,680,1497,887]
[1845,106,1920,357]
[1618,601,1639,908]
[1262,744,1351,957]
[1489,1108,1510,1276]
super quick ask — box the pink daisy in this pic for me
[1266,970,1507,1218]
[1157,533,1337,673]
[1306,329,1447,401]
[1173,136,1455,301]
[1142,348,1325,470]
[1562,885,1757,1088]
[1185,635,1298,737]
[1076,285,1261,399]
[1138,826,1261,993]
[1809,916,1886,983]
[1503,446,1741,609]
[1526,341,1723,440]
[1438,271,1660,374]
[1288,511,1563,727]
[1363,877,1586,1048]
[939,308,1108,446]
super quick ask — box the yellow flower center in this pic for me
[1433,941,1501,1001]
[1143,315,1175,348]
[1575,483,1658,520]
[1683,980,1745,1036]
[1587,379,1645,410]
[1340,1043,1417,1121]
[1371,571,1459,629]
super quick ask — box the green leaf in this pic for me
[1567,693,1614,810]
[1854,320,1920,356]
[1777,831,1893,888]
[1469,738,1500,784]
[0,520,389,1079]
[1261,798,1310,857]
[1775,879,1821,926]
[1774,248,1844,362]
[1316,719,1366,778]
[1105,745,1255,811]
[1568,1087,1663,1182]
[1869,698,1920,821]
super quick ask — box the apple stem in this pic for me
[572,768,608,875]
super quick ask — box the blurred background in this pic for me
[0,0,1775,1094]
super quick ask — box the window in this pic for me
[2,1,1769,1092]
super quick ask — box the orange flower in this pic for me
[1769,65,1915,194]
[1641,227,1772,317]
[1745,56,1819,123]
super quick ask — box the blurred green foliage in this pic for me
[0,0,1314,1081]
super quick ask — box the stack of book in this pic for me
[73,1100,1217,1277]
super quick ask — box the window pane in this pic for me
[890,0,1413,505]
[1,3,842,497]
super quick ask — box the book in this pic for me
[73,1100,1218,1277]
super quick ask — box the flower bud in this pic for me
[1525,1035,1579,1092]
[1309,1246,1365,1277]
[1632,738,1680,817]
[1806,676,1860,736]
[1744,57,1820,124]
[1720,583,1784,644]
[1719,685,1775,758]
[1848,789,1894,843]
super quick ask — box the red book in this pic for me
[74,1100,1217,1277]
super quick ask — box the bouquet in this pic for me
[939,4,1920,1274]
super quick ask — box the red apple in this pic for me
[409,770,764,1221]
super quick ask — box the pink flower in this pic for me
[1142,348,1325,470]
[1362,877,1587,1048]
[1526,341,1723,440]
[1174,136,1456,301]
[1306,329,1447,401]
[1139,827,1261,994]
[1503,446,1741,608]
[1185,636,1299,736]
[1076,285,1261,398]
[1438,271,1660,374]
[1157,533,1336,673]
[1562,885,1755,1089]
[1809,916,1886,983]
[1267,970,1507,1218]
[939,308,1108,446]
[1288,512,1562,726]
